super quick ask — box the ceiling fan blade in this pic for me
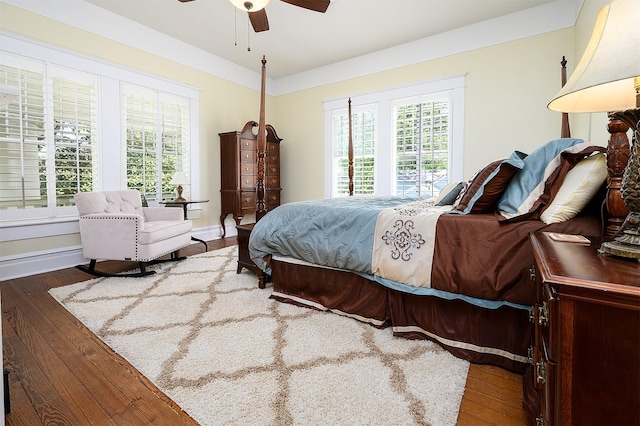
[177,0,196,2]
[280,0,330,13]
[249,9,270,32]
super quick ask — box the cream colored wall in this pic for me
[275,29,588,202]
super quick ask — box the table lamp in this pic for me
[548,0,640,261]
[169,171,190,202]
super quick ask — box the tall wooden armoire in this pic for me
[219,121,282,237]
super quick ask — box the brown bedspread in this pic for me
[431,212,602,305]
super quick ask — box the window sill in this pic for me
[0,217,80,243]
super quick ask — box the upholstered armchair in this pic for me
[74,190,193,277]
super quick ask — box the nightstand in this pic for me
[236,223,267,288]
[524,231,640,426]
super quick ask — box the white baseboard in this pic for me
[0,226,227,281]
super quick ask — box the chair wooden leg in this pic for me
[76,259,156,278]
[76,251,186,278]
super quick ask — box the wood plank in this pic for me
[3,299,116,425]
[459,364,529,425]
[2,311,77,425]
[3,279,196,426]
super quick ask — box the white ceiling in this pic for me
[82,0,557,80]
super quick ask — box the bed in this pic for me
[247,61,620,373]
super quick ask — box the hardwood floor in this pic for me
[1,237,529,425]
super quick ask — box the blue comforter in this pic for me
[248,195,427,274]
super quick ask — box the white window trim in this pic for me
[0,31,201,241]
[323,74,465,199]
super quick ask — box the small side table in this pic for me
[236,223,267,289]
[160,199,209,251]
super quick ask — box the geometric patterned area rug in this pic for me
[49,245,469,426]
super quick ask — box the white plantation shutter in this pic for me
[0,55,98,220]
[393,94,450,197]
[0,62,45,214]
[331,104,377,196]
[51,68,99,208]
[123,84,190,203]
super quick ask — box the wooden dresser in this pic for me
[219,121,282,237]
[525,232,640,426]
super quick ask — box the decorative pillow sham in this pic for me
[496,140,607,222]
[452,151,527,214]
[435,181,465,206]
[540,153,607,224]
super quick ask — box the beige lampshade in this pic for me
[169,171,190,186]
[0,85,19,111]
[229,0,271,12]
[548,0,640,113]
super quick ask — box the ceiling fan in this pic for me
[177,0,330,33]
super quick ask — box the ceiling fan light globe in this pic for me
[230,0,271,12]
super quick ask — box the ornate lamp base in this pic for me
[600,212,640,262]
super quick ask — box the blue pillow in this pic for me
[436,182,465,206]
[497,138,584,219]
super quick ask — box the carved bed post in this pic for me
[560,56,571,138]
[348,97,354,196]
[256,55,267,221]
[604,115,631,239]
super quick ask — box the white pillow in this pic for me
[540,153,607,224]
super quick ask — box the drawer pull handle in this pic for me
[528,306,535,323]
[529,266,536,281]
[527,346,534,364]
[535,416,546,426]
[535,361,546,384]
[538,302,549,327]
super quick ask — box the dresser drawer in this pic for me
[241,175,256,190]
[267,142,279,163]
[266,175,280,188]
[240,138,255,151]
[240,162,255,176]
[266,190,280,210]
[239,191,256,212]
[240,148,255,163]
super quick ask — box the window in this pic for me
[0,35,200,229]
[393,95,449,197]
[123,84,190,202]
[0,54,99,220]
[324,76,464,199]
[330,104,377,195]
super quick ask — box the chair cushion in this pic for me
[139,220,193,245]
